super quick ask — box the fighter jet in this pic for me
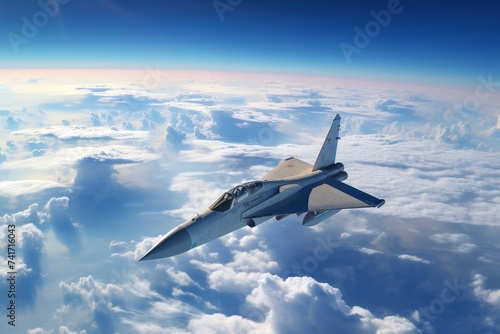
[140,114,385,260]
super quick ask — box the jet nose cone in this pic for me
[140,228,192,261]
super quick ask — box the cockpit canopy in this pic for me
[210,181,263,212]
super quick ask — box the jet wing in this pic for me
[308,179,385,211]
[261,157,313,181]
[243,178,384,219]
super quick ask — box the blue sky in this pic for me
[2,0,499,86]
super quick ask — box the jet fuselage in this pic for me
[142,162,346,260]
[140,114,385,261]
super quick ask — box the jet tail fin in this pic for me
[312,114,341,171]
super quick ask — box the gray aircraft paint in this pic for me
[140,114,385,261]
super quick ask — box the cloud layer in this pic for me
[0,70,499,333]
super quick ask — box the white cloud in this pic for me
[13,125,151,141]
[332,132,500,227]
[188,314,264,334]
[472,274,500,306]
[180,140,309,165]
[18,223,45,249]
[119,274,163,300]
[27,328,54,334]
[57,275,125,333]
[113,235,163,261]
[58,327,86,334]
[191,249,279,294]
[56,270,202,333]
[156,264,199,287]
[0,145,158,187]
[0,180,66,197]
[238,234,260,249]
[245,274,419,334]
[168,114,500,230]
[2,69,500,333]
[430,233,477,253]
[109,240,127,248]
[0,203,43,225]
[358,247,382,255]
[119,297,201,334]
[73,145,158,163]
[364,315,422,334]
[44,197,81,253]
[164,172,224,219]
[28,327,86,334]
[0,223,45,310]
[59,275,123,308]
[398,254,431,264]
[0,254,30,278]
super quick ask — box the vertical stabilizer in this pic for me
[312,114,341,171]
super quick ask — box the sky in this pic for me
[1,1,500,334]
[1,0,499,86]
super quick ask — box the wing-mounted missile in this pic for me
[302,210,341,227]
